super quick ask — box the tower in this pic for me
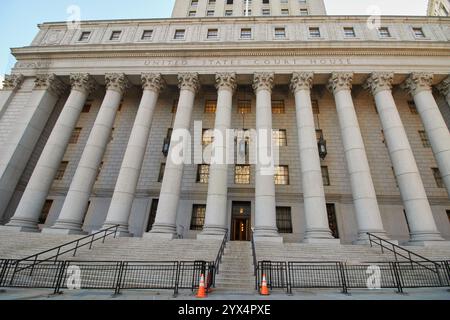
[171,0,327,18]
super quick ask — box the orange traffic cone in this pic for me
[260,274,270,296]
[196,274,207,298]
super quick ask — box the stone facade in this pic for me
[428,0,450,16]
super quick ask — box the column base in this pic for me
[197,225,228,240]
[353,231,394,245]
[253,227,283,243]
[4,218,40,233]
[405,240,450,247]
[45,219,85,235]
[146,223,177,240]
[41,227,87,236]
[406,231,445,246]
[303,237,341,244]
[304,228,336,243]
[100,223,133,238]
[0,225,40,233]
[144,232,177,240]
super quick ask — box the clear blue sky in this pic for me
[0,0,428,77]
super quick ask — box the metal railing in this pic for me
[251,232,257,276]
[255,260,450,294]
[0,259,215,296]
[213,230,228,275]
[367,232,441,272]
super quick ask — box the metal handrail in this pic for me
[214,230,228,274]
[251,231,257,276]
[13,225,120,272]
[367,232,440,272]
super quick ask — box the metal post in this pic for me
[53,261,67,295]
[391,262,404,294]
[339,262,348,294]
[73,241,79,257]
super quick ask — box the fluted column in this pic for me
[402,73,450,199]
[0,74,67,223]
[328,72,387,243]
[47,73,130,235]
[102,74,165,236]
[253,73,282,243]
[199,73,237,240]
[366,72,443,245]
[0,74,24,120]
[7,74,97,232]
[148,73,200,239]
[291,72,335,243]
[437,75,450,107]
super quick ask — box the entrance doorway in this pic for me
[231,202,251,241]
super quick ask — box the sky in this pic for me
[0,0,429,80]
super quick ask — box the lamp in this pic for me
[318,133,328,160]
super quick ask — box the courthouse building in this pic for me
[0,0,450,246]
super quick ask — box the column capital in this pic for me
[253,72,274,93]
[34,74,68,97]
[2,74,24,91]
[70,73,98,95]
[178,73,200,93]
[215,72,237,92]
[364,72,394,95]
[327,72,354,94]
[401,72,433,96]
[290,72,314,93]
[437,75,450,97]
[141,73,166,93]
[105,73,130,95]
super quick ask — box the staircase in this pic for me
[214,242,256,293]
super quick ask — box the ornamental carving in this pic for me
[70,73,98,95]
[2,74,24,91]
[105,73,130,95]
[290,72,314,93]
[364,72,394,95]
[253,72,275,93]
[178,73,200,92]
[401,72,433,96]
[437,76,450,97]
[34,74,68,97]
[142,73,166,92]
[327,72,354,93]
[215,72,237,92]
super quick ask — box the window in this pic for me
[191,0,198,6]
[275,166,290,185]
[189,11,197,16]
[272,100,285,114]
[273,129,287,147]
[343,27,356,38]
[321,166,330,186]
[69,128,82,144]
[190,205,206,231]
[226,0,234,4]
[262,9,271,15]
[204,100,217,113]
[82,103,92,113]
[55,162,68,180]
[240,28,252,39]
[276,207,293,234]
[327,204,339,239]
[432,168,444,188]
[309,27,321,38]
[281,9,289,15]
[146,199,159,232]
[312,100,319,114]
[274,27,286,39]
[412,27,425,38]
[225,10,233,16]
[238,100,252,114]
[207,10,215,16]
[110,31,122,41]
[299,9,308,15]
[419,130,431,148]
[197,164,210,184]
[207,29,218,39]
[39,200,53,224]
[158,163,166,182]
[79,32,91,42]
[447,210,450,224]
[174,29,185,40]
[378,27,391,38]
[408,101,418,114]
[141,30,153,40]
[235,165,250,184]
[208,0,216,4]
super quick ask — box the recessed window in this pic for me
[226,0,234,4]
[240,28,252,39]
[321,166,330,186]
[206,10,215,16]
[188,11,197,17]
[378,27,391,38]
[238,100,252,114]
[190,205,206,231]
[432,168,444,188]
[110,31,122,41]
[174,29,186,40]
[197,164,210,184]
[141,30,153,40]
[276,207,293,234]
[158,163,166,182]
[412,27,426,38]
[205,100,217,113]
[447,210,450,224]
[208,0,216,4]
[69,127,82,144]
[39,200,53,225]
[299,9,309,16]
[79,32,91,42]
[274,27,286,39]
[207,29,218,39]
[225,10,233,16]
[419,130,431,148]
[262,8,271,15]
[55,162,69,180]
[343,27,356,38]
[263,0,270,4]
[327,204,339,239]
[281,9,289,15]
[82,103,92,113]
[273,129,287,147]
[309,27,321,38]
[272,100,285,114]
[191,0,198,7]
[274,166,290,185]
[235,165,250,184]
[312,100,320,114]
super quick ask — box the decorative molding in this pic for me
[253,72,274,93]
[34,74,67,97]
[401,72,434,96]
[363,72,394,96]
[290,72,314,93]
[178,73,200,93]
[437,75,450,97]
[327,72,354,94]
[105,73,130,95]
[70,73,98,95]
[141,73,166,93]
[2,74,24,91]
[215,72,237,92]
